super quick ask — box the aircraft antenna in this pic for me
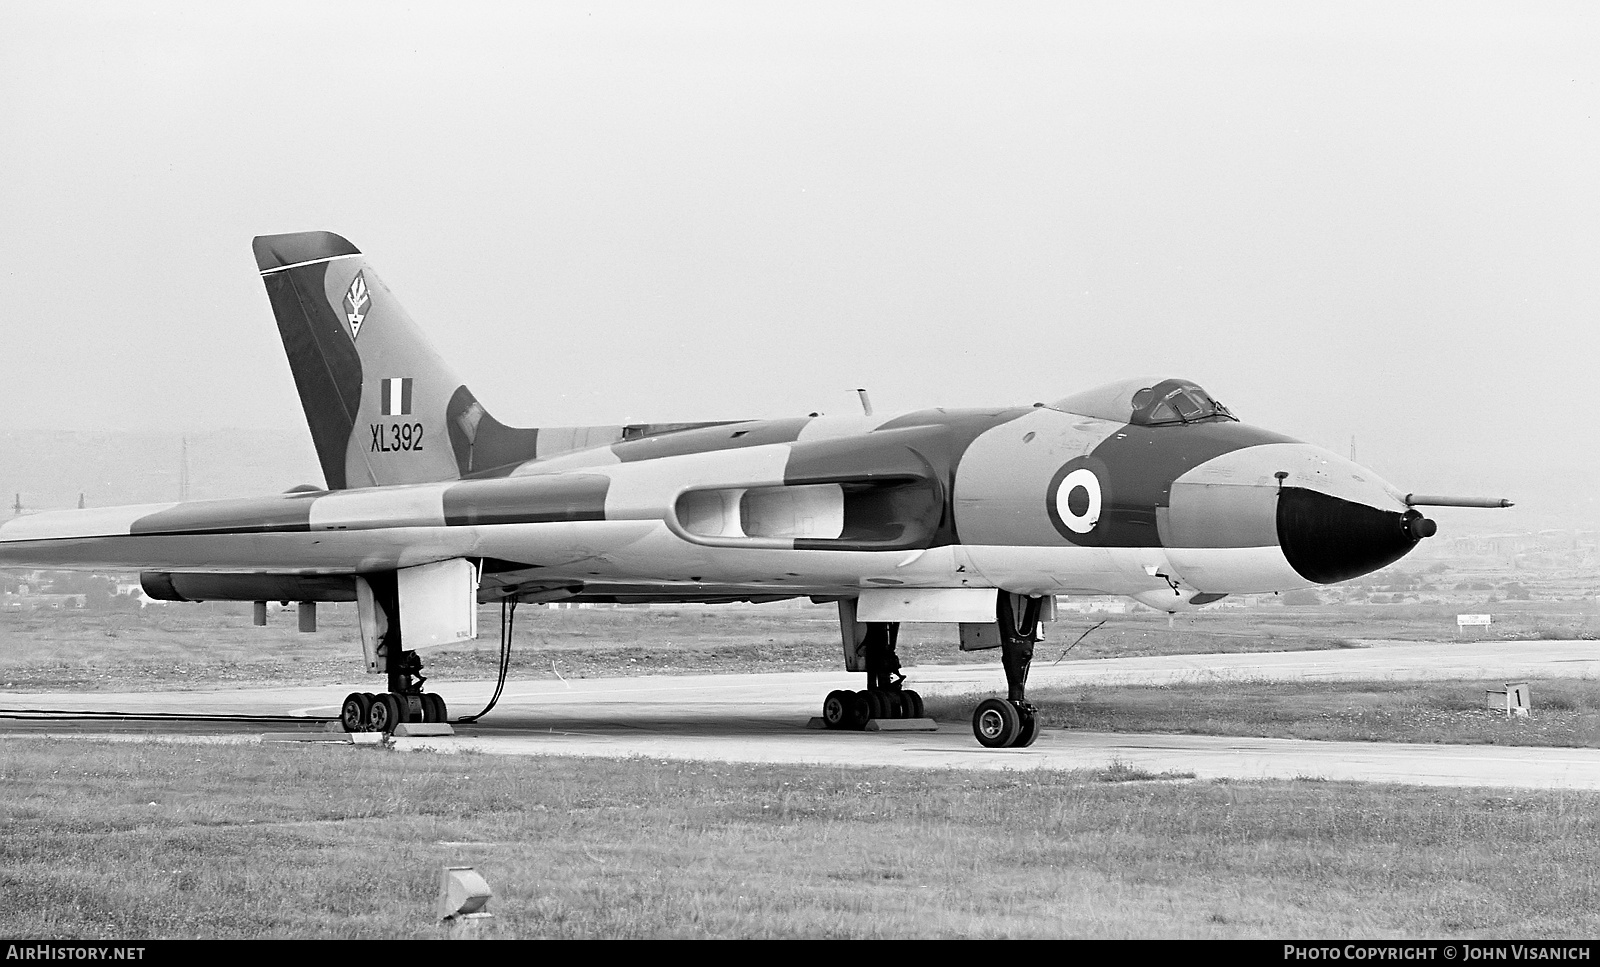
[11,493,20,517]
[856,388,874,416]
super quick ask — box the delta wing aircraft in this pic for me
[0,232,1512,747]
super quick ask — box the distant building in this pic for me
[1056,596,1131,614]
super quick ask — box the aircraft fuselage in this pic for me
[0,402,1429,608]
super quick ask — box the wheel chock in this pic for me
[393,722,455,737]
[865,717,938,732]
[805,717,938,732]
[260,731,384,744]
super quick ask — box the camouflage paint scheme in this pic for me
[0,233,1438,609]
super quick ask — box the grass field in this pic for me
[0,600,1354,692]
[928,678,1600,748]
[4,738,1599,939]
[5,598,1599,938]
[2,597,1594,693]
[5,600,1599,749]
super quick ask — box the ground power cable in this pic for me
[0,710,331,723]
[1051,619,1108,665]
[458,598,515,723]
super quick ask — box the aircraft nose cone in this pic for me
[1276,486,1434,584]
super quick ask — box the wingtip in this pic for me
[252,231,361,272]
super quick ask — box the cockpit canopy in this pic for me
[1048,377,1238,427]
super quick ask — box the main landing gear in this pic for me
[339,648,449,733]
[819,620,926,730]
[971,593,1043,749]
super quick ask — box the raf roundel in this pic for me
[1044,456,1112,543]
[1054,467,1102,534]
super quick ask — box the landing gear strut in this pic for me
[340,582,450,733]
[820,620,924,730]
[972,593,1042,748]
[340,649,450,733]
[339,627,451,733]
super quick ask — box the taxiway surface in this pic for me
[4,639,1598,790]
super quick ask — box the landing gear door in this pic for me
[397,558,480,648]
[837,598,868,673]
[355,575,386,674]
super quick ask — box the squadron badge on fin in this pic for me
[344,271,370,339]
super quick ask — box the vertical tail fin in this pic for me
[253,231,535,489]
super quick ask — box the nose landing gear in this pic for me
[971,593,1042,748]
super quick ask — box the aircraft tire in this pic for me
[340,692,371,733]
[846,691,872,730]
[369,693,402,733]
[864,689,886,722]
[902,690,924,719]
[1014,705,1040,748]
[822,690,851,729]
[973,698,1021,748]
[426,693,448,724]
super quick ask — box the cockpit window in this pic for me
[1048,377,1238,426]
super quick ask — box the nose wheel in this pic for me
[972,698,1039,748]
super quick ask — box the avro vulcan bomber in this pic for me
[0,233,1511,748]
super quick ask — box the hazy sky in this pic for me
[2,2,1595,521]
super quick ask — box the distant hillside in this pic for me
[0,428,325,511]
